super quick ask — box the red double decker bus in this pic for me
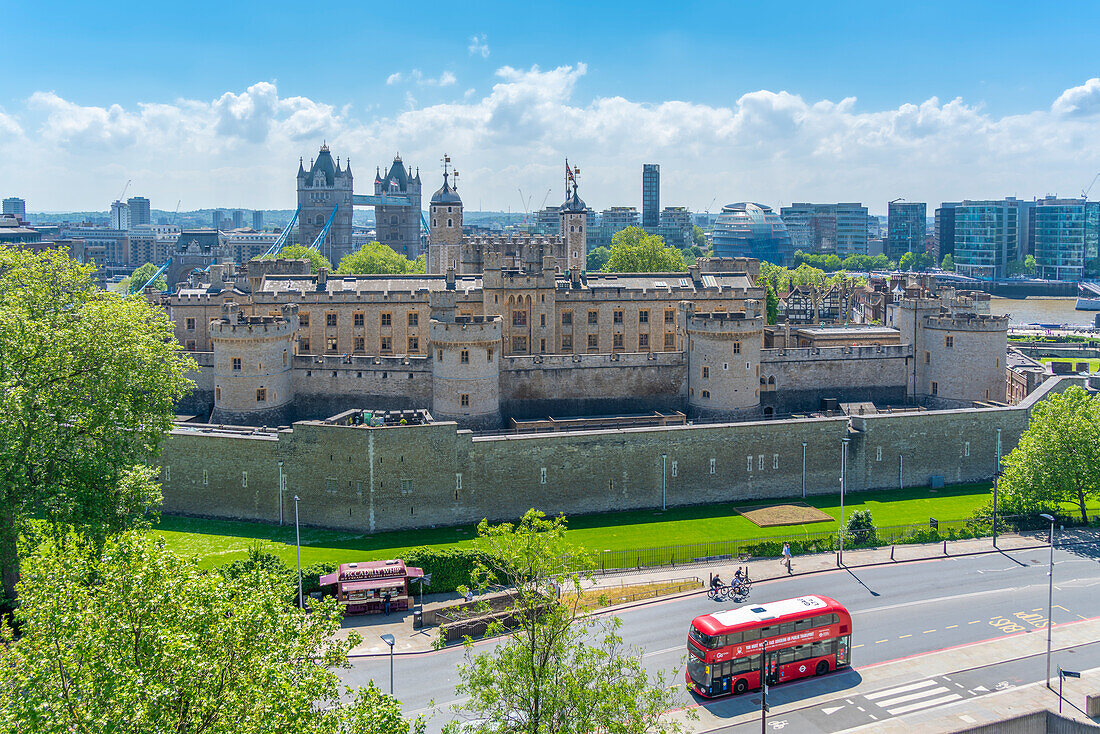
[686,595,852,698]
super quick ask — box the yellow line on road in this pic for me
[923,630,936,634]
[969,620,981,624]
[853,644,865,649]
[875,639,888,644]
[899,634,912,639]
[946,624,958,629]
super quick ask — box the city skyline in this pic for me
[6,1,1100,213]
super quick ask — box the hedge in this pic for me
[401,546,492,594]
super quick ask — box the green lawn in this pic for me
[153,483,1007,569]
[1040,357,1099,372]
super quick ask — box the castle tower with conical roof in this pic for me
[296,144,354,265]
[428,156,463,274]
[374,155,423,260]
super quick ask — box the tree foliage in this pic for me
[603,227,686,273]
[336,241,426,275]
[898,251,933,271]
[765,283,779,325]
[586,246,611,272]
[125,262,167,292]
[1006,254,1037,277]
[691,225,707,248]
[757,261,862,294]
[0,533,423,734]
[444,510,687,734]
[999,385,1100,522]
[0,247,195,609]
[258,244,332,273]
[940,253,955,271]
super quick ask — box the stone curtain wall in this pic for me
[760,345,911,414]
[157,377,1081,533]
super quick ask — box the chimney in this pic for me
[688,263,701,283]
[317,267,328,291]
[445,265,455,290]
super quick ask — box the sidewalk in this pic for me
[337,526,1099,656]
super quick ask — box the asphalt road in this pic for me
[340,543,1100,732]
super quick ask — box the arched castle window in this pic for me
[447,219,453,227]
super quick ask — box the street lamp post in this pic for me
[1040,513,1056,689]
[839,438,850,565]
[380,633,396,695]
[294,495,303,609]
[992,428,1002,547]
[801,442,807,499]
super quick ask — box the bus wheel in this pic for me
[816,660,830,676]
[734,678,749,695]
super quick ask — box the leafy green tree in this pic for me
[871,254,892,270]
[0,247,195,609]
[941,253,955,271]
[765,283,779,325]
[691,225,707,248]
[0,533,423,734]
[898,251,915,271]
[337,241,425,274]
[126,262,167,292]
[1024,254,1037,275]
[258,244,332,273]
[587,246,611,271]
[603,227,686,272]
[999,385,1100,523]
[445,510,686,734]
[845,510,877,544]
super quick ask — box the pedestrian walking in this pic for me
[781,542,792,574]
[383,591,392,616]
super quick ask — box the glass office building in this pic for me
[711,202,794,265]
[886,201,926,259]
[642,164,660,229]
[953,198,1030,280]
[1032,197,1100,281]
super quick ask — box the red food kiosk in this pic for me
[319,559,424,615]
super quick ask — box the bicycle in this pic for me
[707,584,728,601]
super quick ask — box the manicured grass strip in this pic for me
[1040,357,1099,372]
[150,483,1100,571]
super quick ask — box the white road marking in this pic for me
[865,679,938,700]
[822,706,844,715]
[875,686,952,708]
[886,692,963,715]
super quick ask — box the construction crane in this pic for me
[174,200,181,225]
[539,188,552,211]
[117,179,131,201]
[1082,173,1100,199]
[517,188,533,224]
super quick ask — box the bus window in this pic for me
[793,645,814,662]
[811,614,831,628]
[723,631,743,645]
[811,639,832,658]
[742,627,760,641]
[837,636,851,666]
[730,654,761,676]
[793,617,814,632]
[779,622,796,635]
[759,626,775,638]
[778,648,797,665]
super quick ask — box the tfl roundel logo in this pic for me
[799,665,807,673]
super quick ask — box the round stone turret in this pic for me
[428,171,463,274]
[210,302,298,426]
[429,314,503,429]
[682,300,763,420]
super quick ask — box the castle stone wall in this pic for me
[760,344,911,414]
[157,377,1079,533]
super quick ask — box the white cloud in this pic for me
[7,70,1100,212]
[468,33,490,58]
[1052,78,1100,117]
[386,72,404,86]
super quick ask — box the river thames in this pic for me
[989,296,1096,327]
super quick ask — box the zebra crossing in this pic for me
[861,676,977,717]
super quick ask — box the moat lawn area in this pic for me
[152,482,1049,569]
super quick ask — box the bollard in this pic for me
[943,539,948,555]
[891,545,895,561]
[836,551,841,567]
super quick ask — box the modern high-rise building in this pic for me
[232,210,244,229]
[886,201,926,259]
[127,196,151,226]
[642,164,660,229]
[212,210,224,230]
[952,198,1033,280]
[535,207,560,235]
[779,203,869,257]
[110,200,131,230]
[711,202,794,265]
[1031,197,1100,281]
[934,203,959,260]
[657,206,693,249]
[252,210,264,231]
[3,197,26,219]
[596,206,640,247]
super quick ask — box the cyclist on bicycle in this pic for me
[711,574,723,591]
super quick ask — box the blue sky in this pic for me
[5,0,1100,212]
